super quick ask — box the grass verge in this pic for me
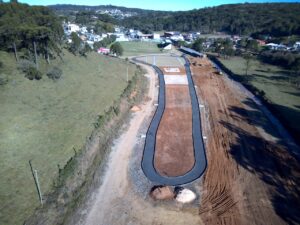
[0,50,142,225]
[24,63,147,225]
[120,41,162,57]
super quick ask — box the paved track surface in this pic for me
[132,55,207,185]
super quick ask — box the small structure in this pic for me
[97,47,110,54]
[66,23,80,33]
[180,46,204,57]
[152,33,161,40]
[163,44,172,50]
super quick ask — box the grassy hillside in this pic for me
[120,41,162,57]
[0,50,138,225]
[219,56,300,139]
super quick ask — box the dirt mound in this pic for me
[175,187,196,203]
[150,186,175,200]
[131,105,141,112]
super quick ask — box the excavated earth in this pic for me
[190,56,300,225]
[154,84,194,177]
[155,66,195,177]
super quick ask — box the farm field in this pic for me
[0,50,137,225]
[219,56,300,140]
[120,41,162,57]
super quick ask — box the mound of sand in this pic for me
[150,186,174,200]
[175,188,196,203]
[131,105,142,112]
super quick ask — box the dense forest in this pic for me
[121,3,300,36]
[50,3,300,37]
[0,2,63,64]
[49,4,170,15]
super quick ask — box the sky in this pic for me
[5,0,300,11]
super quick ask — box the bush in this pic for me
[18,60,42,80]
[110,42,123,56]
[47,67,62,80]
[17,59,36,72]
[0,73,8,85]
[25,67,42,80]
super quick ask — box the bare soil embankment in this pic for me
[190,57,300,225]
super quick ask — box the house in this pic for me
[180,46,204,57]
[163,44,172,50]
[66,23,80,33]
[79,35,87,41]
[80,26,88,34]
[115,33,129,42]
[164,31,181,38]
[170,35,184,42]
[152,33,161,40]
[97,47,110,54]
[293,42,300,50]
[266,43,287,50]
[256,39,266,46]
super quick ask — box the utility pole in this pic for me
[34,170,43,205]
[29,160,43,205]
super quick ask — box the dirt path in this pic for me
[83,63,203,225]
[190,57,300,225]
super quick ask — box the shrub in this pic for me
[17,59,36,73]
[47,67,63,80]
[25,67,42,80]
[0,73,8,85]
[17,60,42,80]
[110,42,123,56]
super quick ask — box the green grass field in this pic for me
[120,41,162,57]
[219,56,300,137]
[0,50,137,225]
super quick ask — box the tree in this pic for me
[0,2,63,65]
[110,42,123,56]
[192,38,204,52]
[69,32,82,55]
[244,53,253,78]
[246,39,259,53]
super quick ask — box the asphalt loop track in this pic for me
[132,55,207,186]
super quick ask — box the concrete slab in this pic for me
[164,75,188,85]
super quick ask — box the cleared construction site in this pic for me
[132,55,207,185]
[79,53,300,225]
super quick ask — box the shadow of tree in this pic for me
[219,99,300,225]
[283,91,300,97]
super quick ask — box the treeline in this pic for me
[49,4,165,15]
[0,1,63,65]
[122,3,300,36]
[260,51,300,71]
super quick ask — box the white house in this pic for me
[163,44,172,50]
[294,42,300,49]
[80,26,88,34]
[115,33,129,42]
[153,33,161,40]
[67,23,80,33]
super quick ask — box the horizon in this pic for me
[3,0,300,11]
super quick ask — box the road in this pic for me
[132,56,207,185]
[80,61,203,225]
